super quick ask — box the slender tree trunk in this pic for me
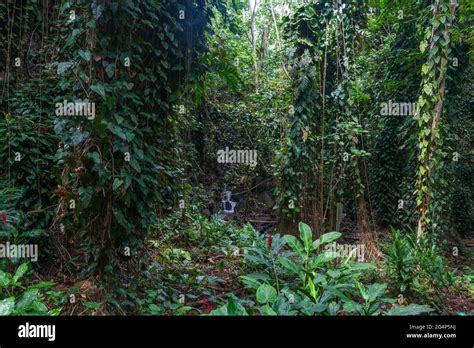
[269,0,290,79]
[250,0,259,91]
[416,0,456,240]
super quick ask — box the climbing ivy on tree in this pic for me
[0,0,218,273]
[415,0,457,239]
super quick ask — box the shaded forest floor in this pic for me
[34,208,473,316]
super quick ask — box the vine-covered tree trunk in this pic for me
[416,0,457,239]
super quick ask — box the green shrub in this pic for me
[0,263,58,315]
[212,223,432,316]
[385,229,455,296]
[0,0,218,273]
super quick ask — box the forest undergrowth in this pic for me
[0,0,473,317]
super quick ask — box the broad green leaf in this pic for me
[355,281,368,301]
[308,278,317,300]
[419,40,427,53]
[30,300,48,314]
[86,19,96,28]
[129,158,141,173]
[343,301,364,314]
[239,275,262,290]
[65,28,83,48]
[259,304,277,316]
[105,64,115,79]
[227,297,248,316]
[113,178,124,191]
[312,232,342,249]
[423,84,433,96]
[91,83,106,99]
[109,125,127,140]
[0,271,12,288]
[323,285,351,303]
[313,273,327,285]
[387,304,433,316]
[283,235,305,258]
[307,252,336,269]
[78,187,93,209]
[125,132,135,142]
[78,50,92,62]
[209,305,228,315]
[13,263,29,284]
[367,283,387,302]
[313,303,327,313]
[0,297,15,316]
[299,222,313,253]
[256,284,277,304]
[278,257,300,277]
[148,303,162,314]
[328,302,340,315]
[15,289,38,311]
[421,64,429,75]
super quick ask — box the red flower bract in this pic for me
[201,298,213,312]
[268,235,273,248]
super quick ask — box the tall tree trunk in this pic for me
[269,0,290,79]
[416,0,457,240]
[249,0,259,91]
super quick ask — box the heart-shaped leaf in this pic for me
[256,284,277,304]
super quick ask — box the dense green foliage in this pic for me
[0,263,56,315]
[1,0,218,272]
[0,0,472,317]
